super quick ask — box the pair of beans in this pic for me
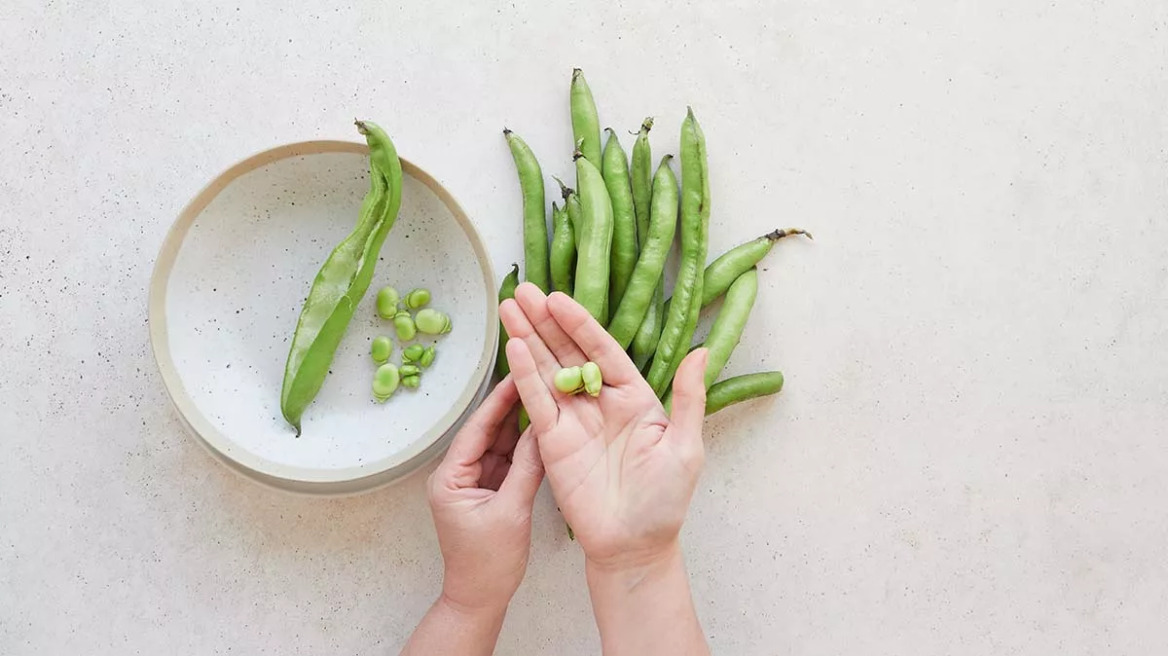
[554,362,603,397]
[281,120,403,435]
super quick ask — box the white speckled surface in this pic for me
[2,1,1168,654]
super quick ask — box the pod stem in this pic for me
[765,227,814,242]
[629,117,655,136]
[553,176,574,199]
[354,119,370,135]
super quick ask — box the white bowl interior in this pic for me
[159,145,492,485]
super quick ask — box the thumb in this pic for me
[498,430,544,508]
[667,348,709,454]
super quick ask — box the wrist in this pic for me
[585,541,708,656]
[585,540,685,589]
[585,539,682,576]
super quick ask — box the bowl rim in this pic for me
[148,139,498,491]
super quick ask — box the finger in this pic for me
[665,348,709,458]
[514,283,588,366]
[506,338,559,434]
[447,375,519,466]
[498,430,544,508]
[546,291,643,386]
[500,297,562,378]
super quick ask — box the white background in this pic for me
[2,1,1167,654]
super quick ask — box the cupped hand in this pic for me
[500,283,709,571]
[426,376,545,611]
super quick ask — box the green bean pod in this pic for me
[630,283,664,370]
[630,117,654,246]
[607,155,678,349]
[570,68,602,168]
[281,120,403,435]
[572,151,614,324]
[704,371,784,415]
[549,201,576,294]
[700,228,811,307]
[701,269,758,389]
[494,263,520,378]
[602,129,638,313]
[504,129,550,293]
[646,108,709,397]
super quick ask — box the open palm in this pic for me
[501,284,709,568]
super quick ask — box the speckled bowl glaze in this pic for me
[149,141,497,495]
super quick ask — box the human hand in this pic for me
[426,376,545,612]
[500,283,709,571]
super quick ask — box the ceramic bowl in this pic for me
[150,140,497,495]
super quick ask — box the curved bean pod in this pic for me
[701,268,758,389]
[700,228,810,307]
[549,201,576,294]
[572,151,614,324]
[570,68,602,168]
[607,155,678,348]
[630,117,654,246]
[494,263,520,378]
[646,108,709,397]
[504,129,550,292]
[281,120,402,434]
[602,129,638,313]
[704,371,784,415]
[661,227,811,317]
[630,284,663,370]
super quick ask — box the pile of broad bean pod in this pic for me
[498,69,808,416]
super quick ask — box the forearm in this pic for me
[586,542,709,656]
[400,593,507,656]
